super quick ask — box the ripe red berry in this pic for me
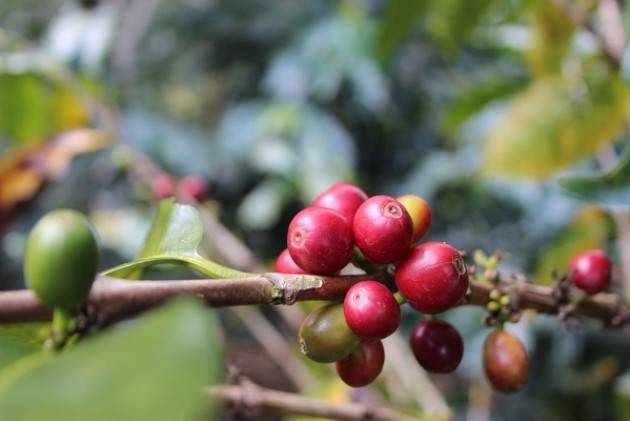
[569,250,612,294]
[353,195,413,264]
[483,330,528,393]
[397,194,432,243]
[178,175,207,201]
[287,207,354,275]
[344,281,400,339]
[152,173,176,200]
[410,319,463,373]
[312,182,368,223]
[275,248,307,274]
[336,340,385,387]
[395,242,468,314]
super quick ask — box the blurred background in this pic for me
[1,0,630,420]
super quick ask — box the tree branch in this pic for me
[0,273,628,328]
[207,378,421,421]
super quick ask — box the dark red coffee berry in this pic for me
[275,248,306,274]
[483,330,528,393]
[410,319,463,373]
[395,241,468,314]
[353,195,413,264]
[344,280,400,339]
[312,182,368,223]
[152,173,176,200]
[287,207,353,275]
[336,339,385,387]
[569,250,612,294]
[178,175,207,201]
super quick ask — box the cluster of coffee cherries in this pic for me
[275,182,471,388]
[152,173,207,202]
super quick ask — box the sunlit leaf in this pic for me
[527,0,575,77]
[535,208,611,285]
[0,299,223,421]
[484,75,630,179]
[558,143,630,206]
[104,199,250,279]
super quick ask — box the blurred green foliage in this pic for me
[1,0,630,420]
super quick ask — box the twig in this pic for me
[0,274,627,328]
[207,377,420,421]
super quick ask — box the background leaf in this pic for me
[558,143,630,206]
[484,75,630,179]
[0,299,222,421]
[526,0,575,77]
[104,199,250,279]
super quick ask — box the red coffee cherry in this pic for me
[397,194,432,243]
[336,339,385,387]
[483,330,528,393]
[312,182,368,223]
[287,207,354,275]
[395,241,468,314]
[569,250,612,294]
[353,195,413,264]
[275,249,306,274]
[152,173,176,200]
[344,280,400,339]
[410,319,463,373]
[178,175,207,201]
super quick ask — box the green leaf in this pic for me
[0,323,47,371]
[0,299,223,421]
[527,0,575,77]
[376,0,428,58]
[425,0,495,51]
[535,208,611,285]
[442,75,526,135]
[0,72,87,145]
[104,198,251,279]
[558,143,630,206]
[484,75,630,179]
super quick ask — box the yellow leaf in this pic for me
[484,76,629,179]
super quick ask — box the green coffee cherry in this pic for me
[24,210,99,310]
[298,303,359,363]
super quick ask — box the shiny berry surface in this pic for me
[569,250,612,294]
[287,207,354,275]
[336,340,385,387]
[395,242,468,314]
[312,182,368,223]
[483,330,528,393]
[152,174,176,200]
[298,303,359,363]
[344,281,400,339]
[397,194,432,243]
[275,249,306,274]
[410,319,463,373]
[353,195,413,264]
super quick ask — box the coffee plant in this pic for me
[1,0,630,420]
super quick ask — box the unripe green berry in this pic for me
[500,295,511,306]
[298,303,359,363]
[489,289,501,301]
[24,210,99,310]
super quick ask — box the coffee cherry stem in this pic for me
[394,292,407,306]
[51,307,73,349]
[351,248,382,274]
